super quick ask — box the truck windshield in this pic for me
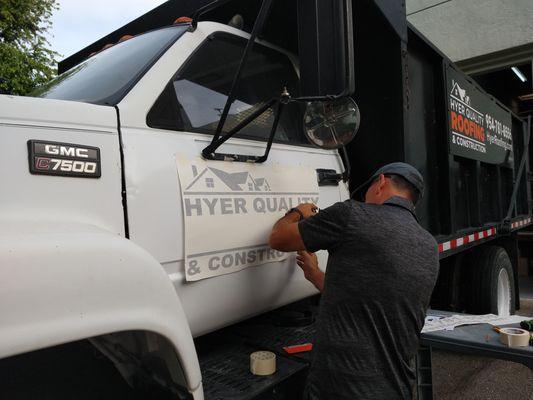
[31,26,188,105]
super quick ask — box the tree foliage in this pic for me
[0,0,59,95]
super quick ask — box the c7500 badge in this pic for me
[27,140,101,178]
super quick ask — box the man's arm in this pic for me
[268,203,317,252]
[296,251,325,292]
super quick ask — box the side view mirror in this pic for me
[303,97,360,149]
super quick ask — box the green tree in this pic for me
[0,0,59,95]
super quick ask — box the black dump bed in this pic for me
[345,1,532,257]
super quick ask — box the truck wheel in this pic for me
[467,246,515,316]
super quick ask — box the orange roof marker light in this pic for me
[119,34,134,43]
[102,43,114,51]
[174,16,192,24]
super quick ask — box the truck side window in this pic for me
[148,32,307,145]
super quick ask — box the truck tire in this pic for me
[466,246,515,316]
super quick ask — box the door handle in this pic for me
[316,169,342,186]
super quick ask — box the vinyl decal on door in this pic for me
[176,154,319,281]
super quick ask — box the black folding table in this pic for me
[416,312,533,399]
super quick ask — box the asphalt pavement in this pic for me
[431,276,533,400]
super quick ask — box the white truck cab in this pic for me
[0,21,350,399]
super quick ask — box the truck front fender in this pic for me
[0,221,201,391]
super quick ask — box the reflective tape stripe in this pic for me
[438,218,531,254]
[439,227,496,254]
[511,217,532,229]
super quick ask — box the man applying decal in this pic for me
[269,162,439,400]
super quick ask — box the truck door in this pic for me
[118,25,349,335]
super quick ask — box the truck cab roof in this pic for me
[33,22,297,108]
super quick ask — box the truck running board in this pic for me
[196,301,318,400]
[199,342,306,400]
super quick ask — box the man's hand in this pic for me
[269,203,318,252]
[296,203,318,219]
[296,250,325,292]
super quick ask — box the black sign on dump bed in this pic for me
[445,65,513,165]
[28,140,101,178]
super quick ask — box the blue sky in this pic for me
[47,0,167,60]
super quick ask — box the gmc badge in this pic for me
[28,140,101,178]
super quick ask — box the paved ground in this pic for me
[431,277,533,400]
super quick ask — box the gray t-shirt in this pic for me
[298,196,439,400]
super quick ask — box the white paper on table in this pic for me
[422,314,527,333]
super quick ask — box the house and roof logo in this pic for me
[185,165,271,192]
[450,79,471,106]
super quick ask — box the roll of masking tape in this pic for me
[250,351,276,376]
[499,327,530,347]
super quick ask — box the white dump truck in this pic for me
[0,7,358,398]
[3,0,531,399]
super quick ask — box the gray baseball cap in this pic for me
[351,162,424,203]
